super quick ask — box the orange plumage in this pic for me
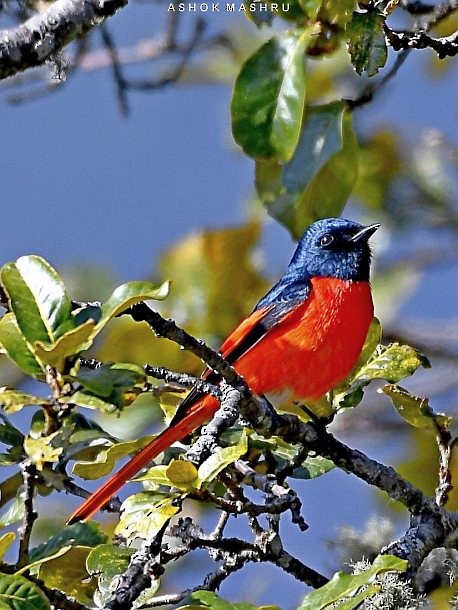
[67,218,378,524]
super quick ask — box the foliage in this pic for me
[0,249,450,609]
[298,555,408,610]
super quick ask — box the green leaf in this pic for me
[0,414,24,448]
[231,28,310,161]
[1,256,75,345]
[0,389,45,414]
[298,0,321,19]
[72,435,155,480]
[37,546,96,605]
[166,460,199,489]
[319,0,357,28]
[0,455,20,467]
[347,11,387,76]
[16,546,73,576]
[197,432,248,487]
[66,412,116,442]
[328,585,380,610]
[93,281,169,338]
[0,474,23,509]
[0,573,50,610]
[29,521,108,563]
[116,491,180,542]
[0,533,15,561]
[86,543,134,577]
[70,362,146,398]
[34,320,95,370]
[298,554,407,610]
[355,343,430,384]
[183,591,278,610]
[63,364,147,413]
[382,385,451,430]
[86,544,135,606]
[23,435,62,471]
[139,434,248,491]
[62,414,118,462]
[269,438,335,479]
[256,102,358,238]
[333,333,430,411]
[135,464,175,488]
[294,455,335,479]
[0,314,45,378]
[61,390,121,412]
[352,317,383,374]
[0,488,25,528]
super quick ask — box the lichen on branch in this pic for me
[0,0,128,80]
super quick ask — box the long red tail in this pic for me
[66,396,216,524]
[67,303,269,524]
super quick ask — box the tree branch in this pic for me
[0,0,128,80]
[105,525,167,610]
[17,460,38,569]
[185,383,240,464]
[167,516,329,589]
[234,460,308,531]
[384,25,458,58]
[385,0,458,59]
[127,302,285,436]
[87,303,458,606]
[126,304,456,523]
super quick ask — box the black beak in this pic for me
[350,223,380,244]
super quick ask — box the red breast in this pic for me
[233,277,374,402]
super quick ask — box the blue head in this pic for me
[289,218,379,282]
[255,218,379,312]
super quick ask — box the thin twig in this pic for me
[99,23,129,115]
[167,517,329,588]
[384,0,458,58]
[126,18,207,91]
[348,48,411,110]
[144,364,221,398]
[194,484,305,525]
[434,421,456,507]
[384,25,458,58]
[209,510,230,540]
[17,460,38,568]
[234,460,308,531]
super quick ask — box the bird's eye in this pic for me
[319,233,334,248]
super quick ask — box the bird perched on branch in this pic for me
[67,217,379,524]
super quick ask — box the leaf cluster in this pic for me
[229,0,394,238]
[228,0,458,241]
[0,251,450,609]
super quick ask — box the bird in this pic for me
[67,217,379,524]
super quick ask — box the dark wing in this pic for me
[169,274,311,426]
